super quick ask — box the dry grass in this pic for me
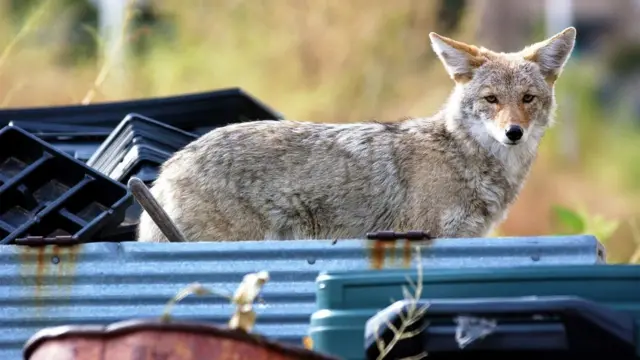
[161,271,269,333]
[374,245,429,360]
[1,1,639,262]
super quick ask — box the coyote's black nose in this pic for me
[505,125,524,141]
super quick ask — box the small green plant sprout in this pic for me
[374,246,429,360]
[551,205,620,244]
[160,270,270,333]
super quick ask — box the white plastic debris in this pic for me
[454,315,497,349]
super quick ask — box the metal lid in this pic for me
[23,318,337,360]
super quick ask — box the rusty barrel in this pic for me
[23,319,337,360]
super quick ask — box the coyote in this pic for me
[137,27,577,242]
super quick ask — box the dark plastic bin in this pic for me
[8,121,111,162]
[87,113,199,183]
[0,125,132,244]
[94,222,138,242]
[309,264,640,360]
[7,121,114,138]
[85,114,201,241]
[365,296,637,359]
[0,88,284,135]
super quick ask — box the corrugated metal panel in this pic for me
[0,235,602,358]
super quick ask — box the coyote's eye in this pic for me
[484,95,498,104]
[522,94,535,103]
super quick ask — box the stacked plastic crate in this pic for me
[0,88,284,244]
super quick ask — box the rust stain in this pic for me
[369,240,384,270]
[57,245,79,285]
[370,236,433,270]
[370,240,399,270]
[388,241,397,267]
[403,240,412,268]
[35,247,46,288]
[55,245,79,303]
[19,243,80,320]
[386,241,396,267]
[52,245,61,284]
[19,246,49,318]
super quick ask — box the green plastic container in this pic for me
[309,265,640,360]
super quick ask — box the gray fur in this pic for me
[137,27,576,242]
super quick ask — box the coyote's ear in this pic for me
[523,27,576,84]
[429,32,486,83]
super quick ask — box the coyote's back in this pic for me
[137,27,577,242]
[140,120,418,241]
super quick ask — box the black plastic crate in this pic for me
[0,88,284,135]
[85,114,200,241]
[7,121,114,138]
[7,121,112,163]
[95,222,138,242]
[0,125,132,244]
[87,113,199,183]
[365,296,638,359]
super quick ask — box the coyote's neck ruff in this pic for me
[137,27,577,242]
